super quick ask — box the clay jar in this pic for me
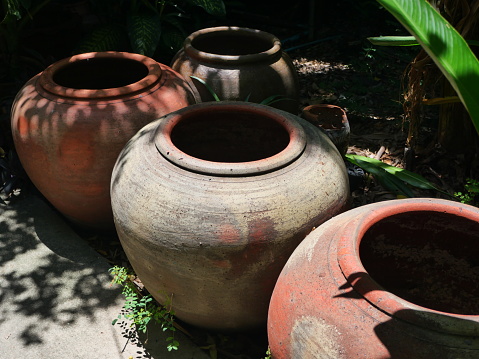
[111,102,350,330]
[301,104,350,155]
[171,26,300,114]
[11,51,197,230]
[268,198,479,358]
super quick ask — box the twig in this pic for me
[374,145,386,160]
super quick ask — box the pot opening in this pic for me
[359,211,479,315]
[52,57,149,89]
[170,110,290,162]
[191,32,273,56]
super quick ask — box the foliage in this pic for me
[454,178,479,205]
[375,0,479,135]
[345,154,448,198]
[76,0,226,58]
[109,266,179,351]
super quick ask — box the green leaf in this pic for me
[187,0,226,16]
[127,12,162,57]
[346,155,415,197]
[259,94,294,106]
[368,36,419,46]
[376,0,479,135]
[369,35,479,47]
[190,75,221,101]
[346,154,441,191]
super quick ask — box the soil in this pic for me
[2,1,478,358]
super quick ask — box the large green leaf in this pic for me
[376,0,479,134]
[127,12,162,57]
[187,0,225,16]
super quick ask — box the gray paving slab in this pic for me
[0,194,209,359]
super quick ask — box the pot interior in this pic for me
[360,211,479,315]
[192,32,272,55]
[170,110,290,162]
[52,57,149,89]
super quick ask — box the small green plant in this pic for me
[264,346,272,359]
[109,265,179,351]
[454,178,479,205]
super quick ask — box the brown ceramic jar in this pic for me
[171,26,300,114]
[11,51,198,230]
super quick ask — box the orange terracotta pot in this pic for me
[268,198,479,358]
[171,26,300,114]
[11,51,198,230]
[111,102,350,330]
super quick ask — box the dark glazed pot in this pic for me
[268,198,479,358]
[301,104,350,155]
[11,51,197,230]
[171,26,300,114]
[111,102,350,330]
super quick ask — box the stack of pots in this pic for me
[11,51,198,230]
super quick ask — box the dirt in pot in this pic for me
[360,211,479,315]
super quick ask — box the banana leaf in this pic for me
[376,0,479,135]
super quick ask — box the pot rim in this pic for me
[154,101,307,176]
[182,26,282,64]
[38,51,162,99]
[337,198,479,336]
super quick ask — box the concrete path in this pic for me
[0,194,209,359]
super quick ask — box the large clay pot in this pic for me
[111,101,350,330]
[268,198,479,358]
[171,26,300,114]
[11,51,198,230]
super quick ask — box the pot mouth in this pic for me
[183,26,282,64]
[39,51,161,99]
[154,102,306,176]
[337,198,479,336]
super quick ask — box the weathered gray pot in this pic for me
[111,101,350,330]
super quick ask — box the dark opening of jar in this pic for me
[191,32,273,56]
[52,57,149,89]
[359,211,479,315]
[170,110,290,163]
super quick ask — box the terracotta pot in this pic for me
[111,101,350,330]
[171,26,300,114]
[301,104,350,155]
[11,51,198,230]
[268,198,479,358]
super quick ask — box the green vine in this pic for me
[109,266,179,351]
